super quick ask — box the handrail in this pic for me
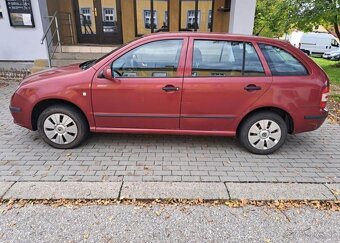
[41,11,61,67]
[41,11,74,67]
[40,11,58,45]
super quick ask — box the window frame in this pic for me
[103,8,115,22]
[189,39,266,78]
[143,10,158,29]
[110,39,186,79]
[258,43,310,77]
[80,8,92,25]
[187,10,201,30]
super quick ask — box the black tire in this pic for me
[37,105,89,149]
[238,112,288,155]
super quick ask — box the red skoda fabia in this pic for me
[10,33,329,154]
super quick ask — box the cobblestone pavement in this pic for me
[1,80,340,183]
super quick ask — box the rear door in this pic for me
[180,37,272,131]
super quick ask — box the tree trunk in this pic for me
[334,15,340,40]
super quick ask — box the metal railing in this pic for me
[41,11,74,67]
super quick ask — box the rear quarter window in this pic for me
[259,44,308,76]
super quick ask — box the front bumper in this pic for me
[10,93,33,130]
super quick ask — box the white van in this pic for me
[289,31,339,55]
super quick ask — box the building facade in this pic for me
[0,0,257,61]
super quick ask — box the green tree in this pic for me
[254,0,340,39]
[253,0,292,37]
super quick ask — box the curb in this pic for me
[0,182,339,201]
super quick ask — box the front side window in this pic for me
[331,39,339,47]
[192,40,265,77]
[259,44,308,76]
[111,40,183,78]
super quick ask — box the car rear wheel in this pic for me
[37,105,88,149]
[238,112,287,154]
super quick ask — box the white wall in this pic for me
[229,0,257,35]
[0,0,48,61]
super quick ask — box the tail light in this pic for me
[320,80,330,109]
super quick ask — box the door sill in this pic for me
[92,127,236,136]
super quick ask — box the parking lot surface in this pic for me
[1,80,340,183]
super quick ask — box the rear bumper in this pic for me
[304,114,328,120]
[293,109,328,134]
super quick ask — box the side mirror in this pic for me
[103,65,114,80]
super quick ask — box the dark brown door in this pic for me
[74,0,122,44]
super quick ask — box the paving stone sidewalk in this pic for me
[1,80,340,183]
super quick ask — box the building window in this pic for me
[187,10,200,29]
[180,0,213,32]
[80,8,91,25]
[103,8,114,22]
[144,10,157,29]
[135,0,169,36]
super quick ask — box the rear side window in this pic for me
[259,44,308,76]
[192,40,265,77]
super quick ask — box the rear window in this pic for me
[259,44,308,76]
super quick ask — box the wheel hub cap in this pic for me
[259,130,270,139]
[56,125,66,134]
[43,113,78,145]
[248,119,282,150]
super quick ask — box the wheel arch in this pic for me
[31,99,89,131]
[236,106,294,136]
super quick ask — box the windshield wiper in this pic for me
[79,59,97,70]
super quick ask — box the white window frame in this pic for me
[103,8,115,22]
[144,10,157,29]
[187,10,200,29]
[80,8,91,25]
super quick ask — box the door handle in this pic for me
[162,85,180,92]
[244,84,262,92]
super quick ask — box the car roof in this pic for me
[142,32,288,45]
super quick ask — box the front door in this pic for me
[74,0,122,44]
[92,38,188,130]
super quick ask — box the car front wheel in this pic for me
[238,112,288,154]
[37,105,88,149]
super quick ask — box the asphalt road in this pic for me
[0,204,339,242]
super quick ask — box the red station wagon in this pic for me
[10,33,329,154]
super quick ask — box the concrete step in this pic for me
[57,45,117,53]
[52,52,105,60]
[31,66,48,74]
[51,59,90,67]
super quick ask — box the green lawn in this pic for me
[312,57,340,85]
